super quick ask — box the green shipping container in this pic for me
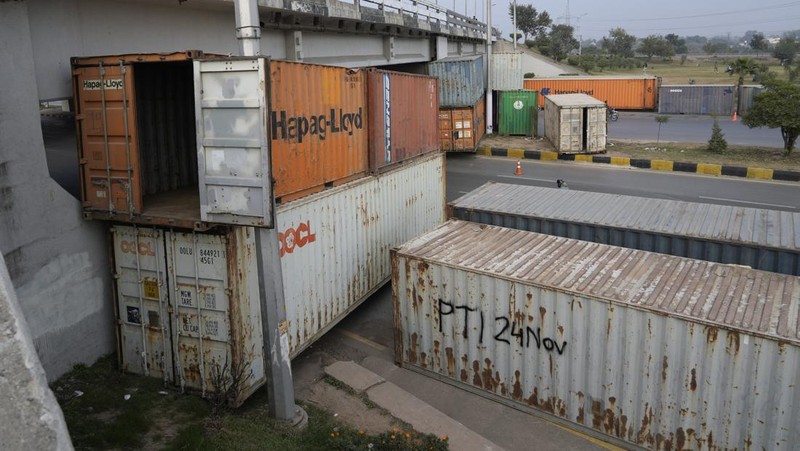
[498,90,538,136]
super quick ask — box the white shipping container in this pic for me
[278,152,445,356]
[393,220,800,449]
[544,93,606,154]
[112,226,266,406]
[491,52,523,91]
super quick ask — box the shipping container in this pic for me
[491,52,523,91]
[658,84,735,115]
[438,96,486,152]
[269,60,368,202]
[279,152,445,355]
[427,55,485,108]
[448,183,800,276]
[366,69,439,173]
[393,219,800,450]
[523,75,659,110]
[497,90,538,136]
[73,54,368,228]
[738,84,763,116]
[544,94,606,154]
[111,225,266,406]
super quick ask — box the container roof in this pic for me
[524,75,658,80]
[544,93,605,107]
[449,183,800,251]
[432,54,483,63]
[395,219,800,344]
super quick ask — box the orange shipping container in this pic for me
[366,69,439,173]
[269,61,368,202]
[523,76,659,110]
[439,96,485,152]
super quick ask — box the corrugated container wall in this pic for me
[657,84,735,115]
[490,52,523,91]
[427,55,485,107]
[544,94,606,154]
[269,60,368,202]
[366,70,440,173]
[278,152,445,356]
[497,90,538,136]
[448,183,800,275]
[111,225,266,406]
[739,84,763,116]
[523,76,658,110]
[439,97,486,152]
[393,219,800,450]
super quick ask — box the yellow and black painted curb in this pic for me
[476,146,800,182]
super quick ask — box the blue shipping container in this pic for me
[426,55,485,108]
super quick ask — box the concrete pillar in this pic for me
[435,36,448,60]
[383,36,395,63]
[284,30,304,61]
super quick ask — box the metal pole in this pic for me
[234,0,305,426]
[486,0,493,134]
[513,0,517,50]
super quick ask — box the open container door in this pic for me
[194,57,273,228]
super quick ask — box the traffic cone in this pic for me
[732,111,738,122]
[515,160,523,176]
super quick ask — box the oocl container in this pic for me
[448,183,800,275]
[393,219,800,450]
[111,225,266,406]
[439,96,486,152]
[658,84,735,115]
[497,90,538,136]
[523,75,659,110]
[491,52,523,91]
[366,69,439,173]
[427,55,485,108]
[544,94,606,154]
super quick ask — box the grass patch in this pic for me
[599,56,787,85]
[55,355,449,450]
[607,140,800,171]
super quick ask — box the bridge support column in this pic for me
[284,30,304,61]
[435,36,448,59]
[383,36,395,63]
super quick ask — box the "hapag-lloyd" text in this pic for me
[271,108,363,143]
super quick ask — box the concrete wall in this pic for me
[0,1,114,380]
[0,251,73,450]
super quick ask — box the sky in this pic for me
[432,0,800,40]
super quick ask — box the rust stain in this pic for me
[576,391,585,423]
[408,333,418,364]
[420,352,427,368]
[607,318,612,335]
[525,386,540,407]
[445,347,455,377]
[727,331,740,355]
[417,261,429,275]
[549,354,553,376]
[557,325,564,335]
[460,354,468,382]
[706,326,718,343]
[472,360,482,388]
[539,306,547,324]
[591,399,603,429]
[676,427,686,450]
[620,415,628,441]
[662,355,669,382]
[636,403,655,445]
[707,431,713,449]
[480,358,498,392]
[433,340,441,369]
[690,368,697,391]
[512,370,523,400]
[647,318,652,335]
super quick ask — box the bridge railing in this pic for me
[360,0,486,36]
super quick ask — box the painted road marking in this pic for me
[336,329,389,352]
[699,196,796,210]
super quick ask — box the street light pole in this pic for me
[513,0,517,50]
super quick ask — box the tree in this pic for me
[707,119,727,153]
[547,24,579,61]
[655,115,669,145]
[728,57,760,112]
[749,33,768,57]
[773,37,799,66]
[509,32,522,42]
[509,4,551,42]
[665,34,688,54]
[601,28,636,58]
[742,80,800,155]
[638,35,675,60]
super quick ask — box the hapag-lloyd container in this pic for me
[544,94,606,153]
[278,152,445,355]
[366,69,439,173]
[269,60,368,202]
[448,183,800,275]
[523,75,659,110]
[427,55,485,108]
[111,225,265,406]
[439,96,485,152]
[658,84,735,115]
[393,220,800,450]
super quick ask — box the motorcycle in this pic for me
[607,107,619,122]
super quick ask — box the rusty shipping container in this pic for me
[111,225,265,406]
[491,52,524,91]
[279,152,445,355]
[73,54,368,227]
[427,55,485,108]
[269,60,368,202]
[366,69,439,173]
[449,183,800,275]
[393,219,800,450]
[658,85,735,115]
[544,94,606,154]
[523,75,659,110]
[439,96,486,152]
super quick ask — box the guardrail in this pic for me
[352,0,486,36]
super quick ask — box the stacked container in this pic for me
[544,94,606,154]
[490,52,523,91]
[74,53,445,406]
[523,75,659,110]
[658,84,735,115]
[427,55,487,152]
